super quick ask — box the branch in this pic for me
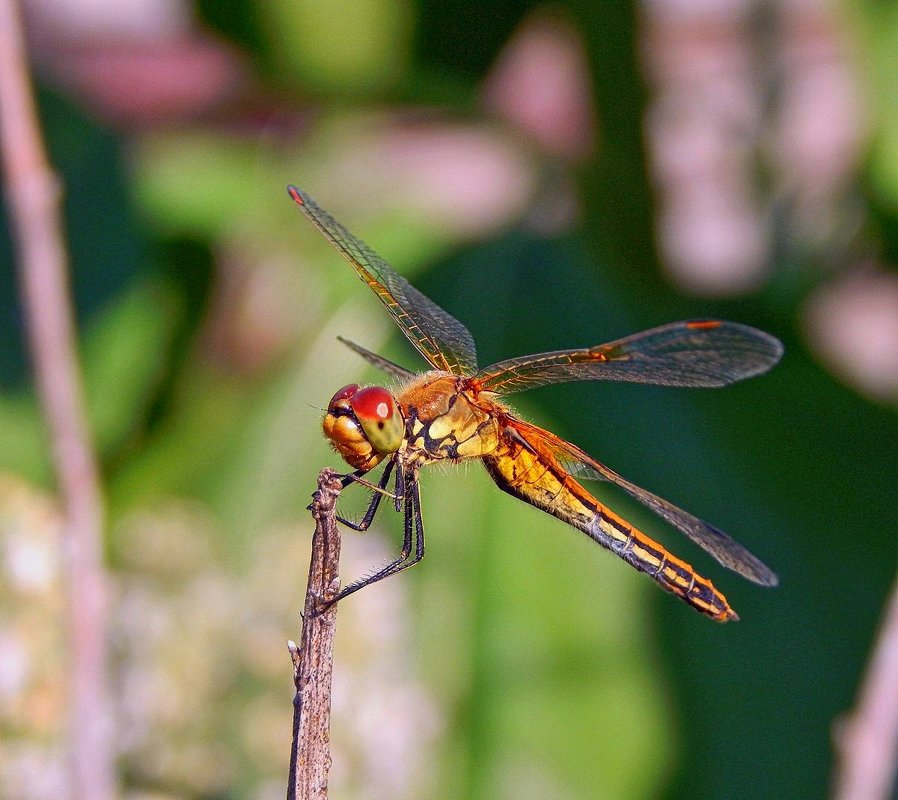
[287,469,343,800]
[0,2,115,799]
[833,571,898,800]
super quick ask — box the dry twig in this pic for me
[287,469,344,800]
[833,571,898,800]
[0,1,115,798]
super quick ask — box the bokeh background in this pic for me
[2,1,897,798]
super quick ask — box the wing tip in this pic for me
[686,320,786,386]
[731,320,785,373]
[759,329,786,369]
[739,559,778,587]
[286,184,305,206]
[758,568,780,588]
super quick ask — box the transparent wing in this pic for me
[288,186,478,375]
[337,336,415,381]
[474,320,783,394]
[506,417,778,586]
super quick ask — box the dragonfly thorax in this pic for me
[323,383,405,471]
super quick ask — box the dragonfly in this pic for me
[288,185,782,622]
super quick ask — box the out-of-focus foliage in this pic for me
[1,1,897,799]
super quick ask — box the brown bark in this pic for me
[287,469,343,800]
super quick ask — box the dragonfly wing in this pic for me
[474,320,783,394]
[337,336,416,381]
[510,418,778,587]
[288,186,478,375]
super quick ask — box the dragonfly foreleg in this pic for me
[336,461,397,531]
[334,470,425,602]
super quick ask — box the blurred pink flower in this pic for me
[774,0,867,204]
[23,0,249,126]
[642,1,768,294]
[804,269,898,402]
[642,0,866,295]
[315,117,538,240]
[482,12,596,161]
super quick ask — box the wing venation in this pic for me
[475,320,783,394]
[288,186,478,375]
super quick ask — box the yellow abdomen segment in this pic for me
[482,433,737,622]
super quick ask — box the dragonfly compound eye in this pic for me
[322,383,385,471]
[350,386,404,454]
[328,383,359,409]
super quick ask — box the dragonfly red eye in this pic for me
[349,386,395,421]
[329,384,359,407]
[350,386,404,455]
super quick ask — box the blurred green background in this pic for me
[2,1,897,799]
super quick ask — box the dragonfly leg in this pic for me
[393,465,406,512]
[333,470,425,602]
[336,460,396,531]
[341,471,396,498]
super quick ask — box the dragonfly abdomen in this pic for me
[588,510,737,622]
[483,433,737,622]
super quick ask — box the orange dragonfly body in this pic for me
[289,186,782,621]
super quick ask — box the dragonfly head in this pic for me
[323,384,405,471]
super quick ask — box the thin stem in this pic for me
[287,469,343,800]
[832,570,898,800]
[0,2,115,799]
